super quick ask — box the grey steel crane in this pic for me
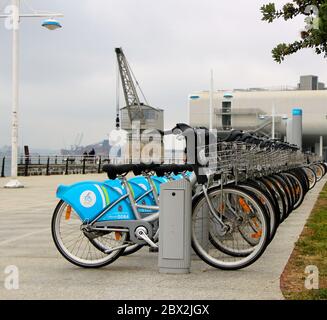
[114,47,164,163]
[115,47,144,127]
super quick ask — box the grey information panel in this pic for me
[158,179,192,274]
[162,189,185,259]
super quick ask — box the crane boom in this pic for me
[115,47,144,122]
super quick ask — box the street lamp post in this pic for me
[0,0,63,188]
[209,69,214,131]
[271,104,275,139]
[258,104,288,139]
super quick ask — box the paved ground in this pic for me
[0,174,325,300]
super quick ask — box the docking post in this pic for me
[159,179,192,274]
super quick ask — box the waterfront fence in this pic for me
[0,154,185,177]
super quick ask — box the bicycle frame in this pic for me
[57,170,195,229]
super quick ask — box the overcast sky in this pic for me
[0,0,326,150]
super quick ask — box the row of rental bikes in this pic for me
[51,124,327,270]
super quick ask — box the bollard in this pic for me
[1,157,5,177]
[97,156,102,173]
[82,158,86,174]
[159,178,192,274]
[24,156,29,177]
[65,158,69,175]
[46,157,50,176]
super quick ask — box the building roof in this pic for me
[190,89,327,99]
[120,104,163,112]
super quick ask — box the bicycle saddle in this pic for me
[172,123,194,134]
[132,163,159,176]
[102,164,135,179]
[259,139,273,149]
[242,135,260,145]
[236,132,253,142]
[171,164,194,175]
[223,130,244,142]
[152,164,188,177]
[290,144,299,151]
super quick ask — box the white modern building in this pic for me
[189,76,327,159]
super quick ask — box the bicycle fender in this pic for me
[56,181,134,222]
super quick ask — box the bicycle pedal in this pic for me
[135,226,158,249]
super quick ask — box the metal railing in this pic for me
[0,154,185,177]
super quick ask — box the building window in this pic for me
[222,101,232,130]
[143,110,158,120]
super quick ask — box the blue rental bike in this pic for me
[51,162,194,268]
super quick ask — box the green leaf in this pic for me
[262,0,327,62]
[282,3,297,20]
[261,3,277,22]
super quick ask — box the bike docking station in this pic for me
[51,123,327,273]
[158,178,192,274]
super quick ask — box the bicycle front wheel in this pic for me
[52,200,127,268]
[191,186,270,270]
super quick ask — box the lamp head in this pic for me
[42,18,62,30]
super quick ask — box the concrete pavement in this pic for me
[0,174,325,300]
